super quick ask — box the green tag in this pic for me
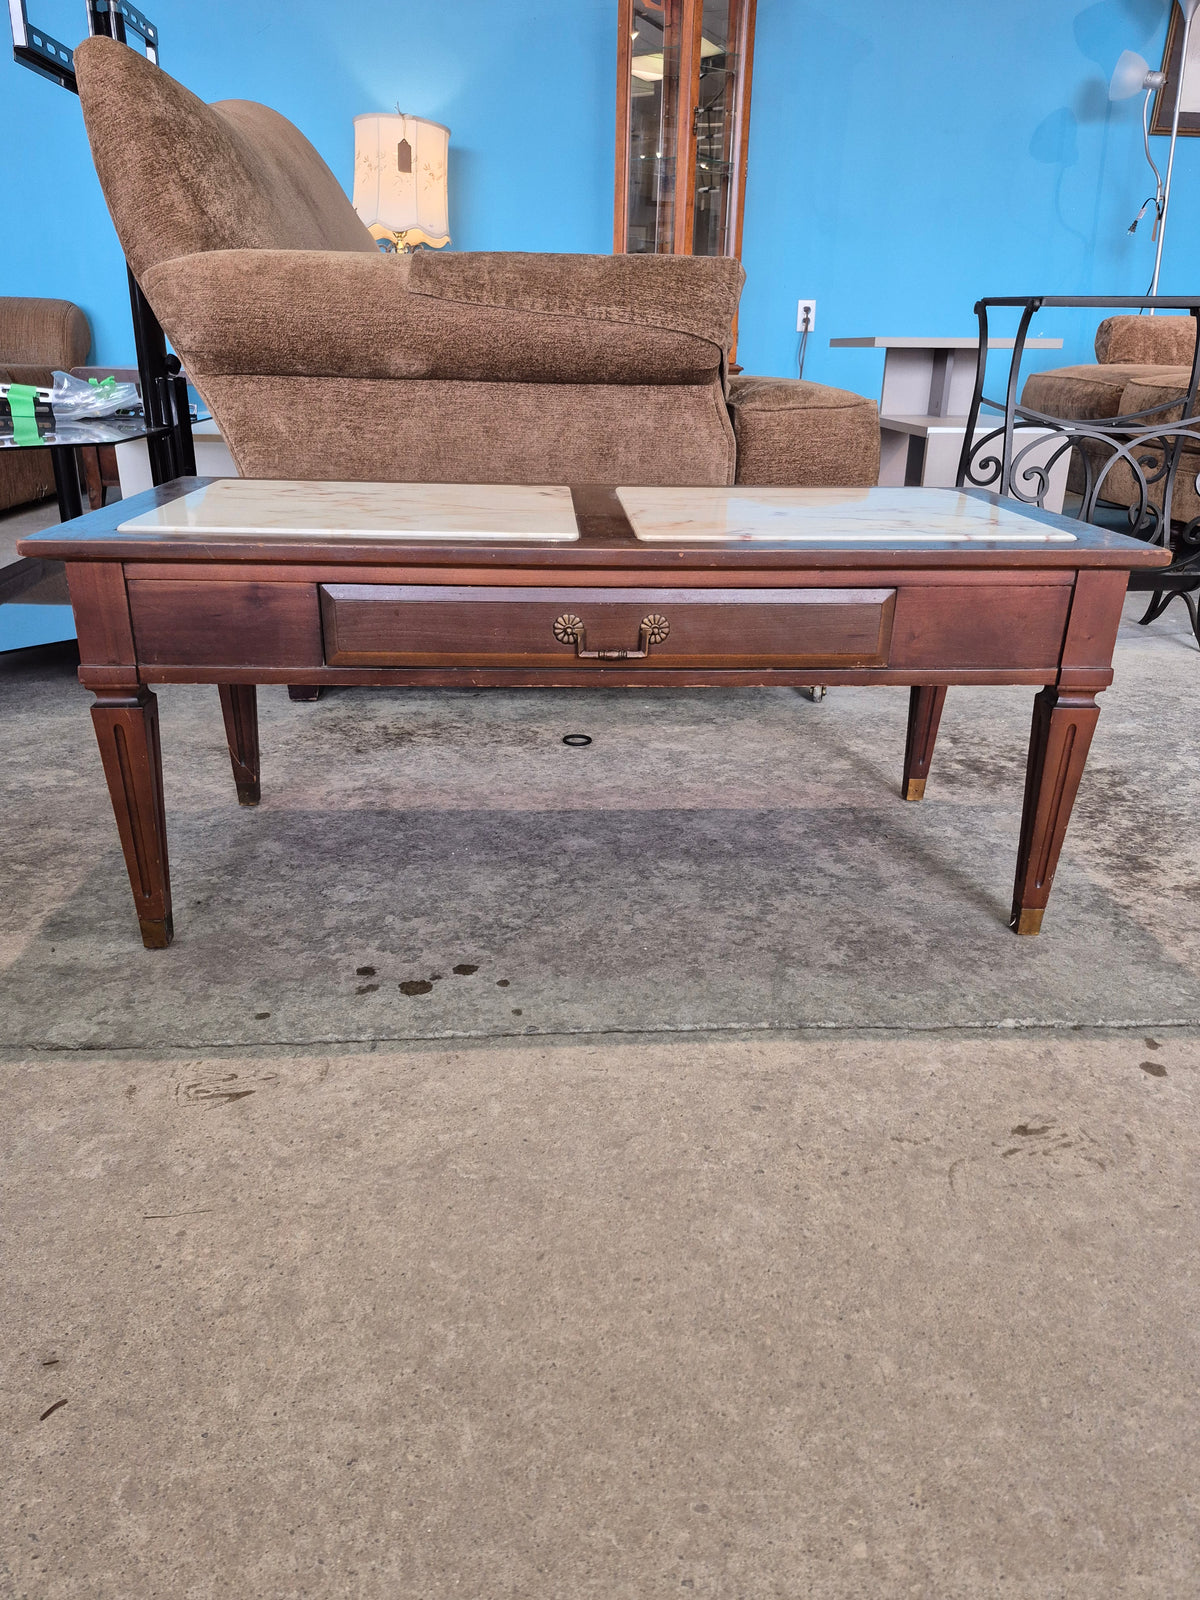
[87,376,117,392]
[7,383,41,446]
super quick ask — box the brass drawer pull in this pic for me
[553,612,670,660]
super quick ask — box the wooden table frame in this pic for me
[19,479,1170,949]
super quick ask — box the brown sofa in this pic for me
[0,297,91,511]
[1021,314,1200,523]
[73,36,878,490]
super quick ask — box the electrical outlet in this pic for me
[797,299,816,333]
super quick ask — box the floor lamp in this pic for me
[1110,0,1200,304]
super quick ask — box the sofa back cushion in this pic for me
[74,36,374,282]
[1095,313,1197,367]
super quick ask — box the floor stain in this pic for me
[355,983,379,995]
[399,980,434,997]
[1011,1122,1051,1136]
[1140,1059,1168,1078]
[452,963,479,976]
[142,1207,216,1219]
[356,965,376,977]
[175,1073,276,1105]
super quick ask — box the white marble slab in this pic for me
[617,487,1078,543]
[118,480,580,541]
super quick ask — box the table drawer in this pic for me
[319,584,898,669]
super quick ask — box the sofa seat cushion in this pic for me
[727,376,879,487]
[200,375,737,485]
[143,250,730,386]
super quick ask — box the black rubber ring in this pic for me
[562,733,592,747]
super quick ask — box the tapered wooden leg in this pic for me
[1011,687,1101,935]
[902,685,947,800]
[218,684,260,806]
[288,684,322,702]
[90,689,173,949]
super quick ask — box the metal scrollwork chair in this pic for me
[957,295,1200,647]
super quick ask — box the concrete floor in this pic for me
[2,501,1199,1596]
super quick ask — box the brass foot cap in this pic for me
[139,913,174,949]
[1013,906,1045,936]
[902,778,927,802]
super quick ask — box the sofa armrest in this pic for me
[727,376,879,487]
[407,249,743,348]
[142,249,729,387]
[1094,314,1196,367]
[0,298,90,368]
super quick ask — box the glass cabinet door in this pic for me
[614,0,755,258]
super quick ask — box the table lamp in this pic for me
[352,112,451,252]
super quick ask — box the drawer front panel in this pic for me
[889,585,1071,671]
[127,580,322,667]
[319,584,898,669]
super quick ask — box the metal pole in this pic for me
[1150,0,1199,301]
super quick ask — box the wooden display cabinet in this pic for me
[614,0,756,257]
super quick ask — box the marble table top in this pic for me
[617,487,1078,544]
[117,480,581,541]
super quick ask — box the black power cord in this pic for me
[798,303,812,378]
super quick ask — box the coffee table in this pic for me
[18,478,1169,948]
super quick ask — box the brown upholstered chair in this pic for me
[73,36,878,491]
[0,297,91,512]
[1021,315,1200,523]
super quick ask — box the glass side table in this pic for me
[0,409,199,521]
[1,400,202,654]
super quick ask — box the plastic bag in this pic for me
[50,370,141,420]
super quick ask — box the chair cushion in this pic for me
[1095,314,1196,366]
[0,360,57,510]
[74,36,374,281]
[1096,374,1200,526]
[143,250,730,386]
[1019,363,1168,421]
[0,363,54,388]
[0,299,89,367]
[727,376,879,486]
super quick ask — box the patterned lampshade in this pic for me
[352,113,450,250]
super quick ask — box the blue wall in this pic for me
[1,0,1193,398]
